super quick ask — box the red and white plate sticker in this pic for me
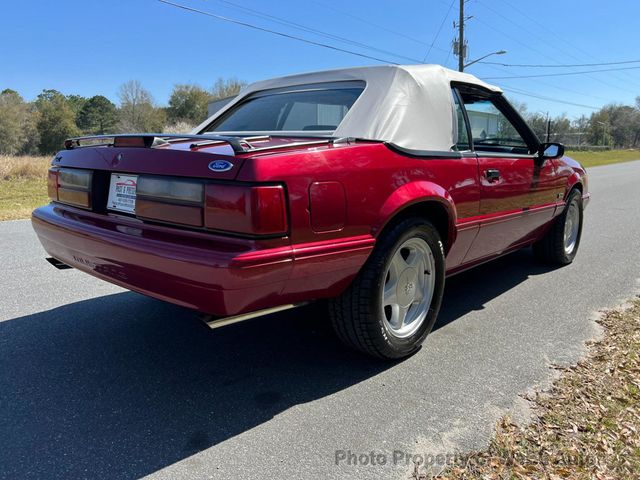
[107,174,138,214]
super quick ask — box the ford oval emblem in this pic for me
[208,160,234,172]
[111,152,123,167]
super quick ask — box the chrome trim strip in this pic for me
[203,303,308,329]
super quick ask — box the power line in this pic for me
[469,5,639,94]
[445,14,608,111]
[203,0,424,64]
[489,0,640,86]
[157,0,399,64]
[472,17,565,66]
[475,0,599,68]
[481,59,640,68]
[447,0,637,94]
[424,0,455,61]
[482,63,618,103]
[160,0,608,113]
[309,0,448,52]
[493,0,603,62]
[480,64,609,110]
[485,64,640,80]
[470,12,640,95]
[500,86,600,110]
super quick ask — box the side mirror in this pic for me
[538,142,564,159]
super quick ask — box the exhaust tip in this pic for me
[46,257,73,270]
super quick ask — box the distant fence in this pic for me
[564,145,613,152]
[544,133,614,151]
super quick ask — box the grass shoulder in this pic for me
[0,155,50,221]
[567,149,640,168]
[429,298,640,480]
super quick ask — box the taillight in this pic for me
[133,175,287,236]
[136,176,205,227]
[48,167,92,208]
[47,169,59,201]
[204,184,288,235]
[137,176,204,203]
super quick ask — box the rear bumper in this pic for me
[31,204,374,316]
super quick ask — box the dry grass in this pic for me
[0,155,51,181]
[0,155,51,221]
[426,298,640,480]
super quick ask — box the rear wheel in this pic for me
[329,218,445,359]
[533,188,584,265]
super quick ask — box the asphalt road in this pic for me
[1,160,639,480]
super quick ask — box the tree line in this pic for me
[0,78,245,155]
[511,98,640,149]
[1,77,639,155]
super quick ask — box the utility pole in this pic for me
[454,1,506,71]
[546,112,551,143]
[453,0,471,71]
[458,0,465,72]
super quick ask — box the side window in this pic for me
[460,94,529,154]
[452,89,471,151]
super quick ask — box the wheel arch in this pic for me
[566,172,583,198]
[373,182,457,254]
[569,181,583,194]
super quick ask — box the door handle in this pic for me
[485,169,501,182]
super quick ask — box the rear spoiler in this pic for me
[64,134,248,154]
[64,134,364,155]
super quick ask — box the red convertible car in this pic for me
[32,65,589,359]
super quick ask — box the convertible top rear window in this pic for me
[206,82,365,134]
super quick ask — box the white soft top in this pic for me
[195,65,502,152]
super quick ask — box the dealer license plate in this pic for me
[107,173,138,214]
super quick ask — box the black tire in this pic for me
[533,188,584,265]
[328,217,445,359]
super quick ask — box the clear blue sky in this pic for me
[2,0,639,119]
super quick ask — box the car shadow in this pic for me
[435,248,558,331]
[0,248,556,479]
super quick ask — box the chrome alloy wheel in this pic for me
[381,237,436,339]
[563,201,580,255]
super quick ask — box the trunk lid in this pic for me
[56,134,246,180]
[48,133,330,233]
[50,135,247,225]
